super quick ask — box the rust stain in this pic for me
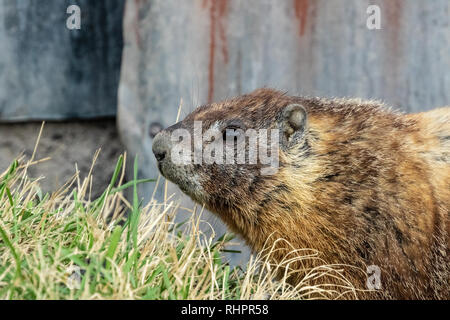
[292,1,317,92]
[384,0,403,54]
[203,0,229,103]
[383,0,404,106]
[293,0,309,37]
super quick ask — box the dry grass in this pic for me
[0,130,359,300]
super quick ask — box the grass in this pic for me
[0,148,359,300]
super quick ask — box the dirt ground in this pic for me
[0,119,126,198]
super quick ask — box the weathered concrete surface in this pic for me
[118,0,449,264]
[0,0,125,121]
[0,120,125,198]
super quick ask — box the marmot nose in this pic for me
[154,150,166,162]
[152,131,170,162]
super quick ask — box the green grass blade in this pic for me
[0,225,22,281]
[105,226,123,270]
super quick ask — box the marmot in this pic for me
[152,88,449,299]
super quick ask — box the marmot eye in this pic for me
[223,126,241,142]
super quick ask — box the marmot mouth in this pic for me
[156,161,199,198]
[156,161,164,176]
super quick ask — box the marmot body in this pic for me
[152,88,449,299]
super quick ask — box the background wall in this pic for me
[0,120,124,198]
[117,0,449,263]
[0,1,126,197]
[0,0,124,120]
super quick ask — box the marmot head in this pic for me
[152,89,311,233]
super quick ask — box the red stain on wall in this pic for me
[384,0,403,55]
[203,0,229,103]
[383,0,404,105]
[293,0,309,37]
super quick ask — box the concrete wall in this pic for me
[0,0,125,121]
[0,120,125,198]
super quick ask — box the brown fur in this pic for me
[154,88,449,299]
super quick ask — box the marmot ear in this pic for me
[280,103,307,141]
